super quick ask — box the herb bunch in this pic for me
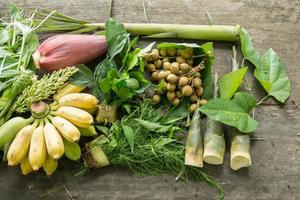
[91,100,224,200]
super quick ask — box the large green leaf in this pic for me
[254,48,291,103]
[239,28,261,66]
[200,42,215,100]
[69,64,93,87]
[199,93,257,133]
[219,67,248,99]
[232,92,256,113]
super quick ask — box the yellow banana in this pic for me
[55,106,93,128]
[29,124,47,170]
[54,83,86,101]
[20,156,33,175]
[58,93,98,111]
[43,155,58,176]
[44,122,65,159]
[51,116,80,142]
[7,120,38,166]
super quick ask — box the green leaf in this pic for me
[105,18,126,42]
[98,77,111,94]
[219,67,248,99]
[0,29,9,45]
[94,59,117,100]
[133,118,173,133]
[200,42,215,100]
[69,64,93,87]
[157,42,200,49]
[254,48,291,103]
[199,96,257,133]
[139,42,155,54]
[108,32,129,60]
[121,124,135,153]
[96,125,111,135]
[232,92,256,113]
[239,28,261,66]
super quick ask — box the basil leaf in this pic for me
[240,28,261,66]
[98,77,111,94]
[94,59,117,100]
[108,32,129,60]
[199,94,257,133]
[105,18,126,42]
[121,124,135,153]
[200,42,215,100]
[69,64,93,87]
[254,48,291,103]
[219,67,248,99]
[232,92,256,113]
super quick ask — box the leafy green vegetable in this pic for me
[239,28,261,66]
[199,92,257,133]
[254,49,291,103]
[240,28,291,103]
[69,64,93,87]
[199,42,215,100]
[219,67,248,99]
[94,18,151,105]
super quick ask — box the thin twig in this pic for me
[142,0,149,23]
[256,95,269,106]
[108,0,114,18]
[205,9,214,25]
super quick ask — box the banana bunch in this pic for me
[1,87,99,176]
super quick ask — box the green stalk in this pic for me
[87,23,240,41]
[32,10,240,42]
[203,74,226,165]
[230,46,251,170]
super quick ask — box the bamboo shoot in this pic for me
[185,109,203,167]
[203,74,225,165]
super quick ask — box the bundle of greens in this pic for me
[0,7,41,124]
[84,100,224,200]
[94,18,151,106]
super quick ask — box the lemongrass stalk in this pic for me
[230,46,251,170]
[185,108,203,167]
[203,74,225,165]
[32,10,240,42]
[87,23,240,41]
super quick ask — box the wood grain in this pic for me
[0,0,299,199]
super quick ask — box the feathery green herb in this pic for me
[87,100,224,200]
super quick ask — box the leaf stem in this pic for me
[256,95,269,106]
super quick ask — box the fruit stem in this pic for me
[30,101,50,119]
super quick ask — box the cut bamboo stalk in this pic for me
[185,109,203,167]
[230,131,251,170]
[203,73,225,165]
[230,46,252,170]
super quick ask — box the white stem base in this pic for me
[230,134,251,170]
[203,120,225,165]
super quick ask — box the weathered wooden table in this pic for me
[0,0,299,199]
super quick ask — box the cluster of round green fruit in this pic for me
[143,47,208,113]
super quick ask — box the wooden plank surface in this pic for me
[0,0,300,200]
